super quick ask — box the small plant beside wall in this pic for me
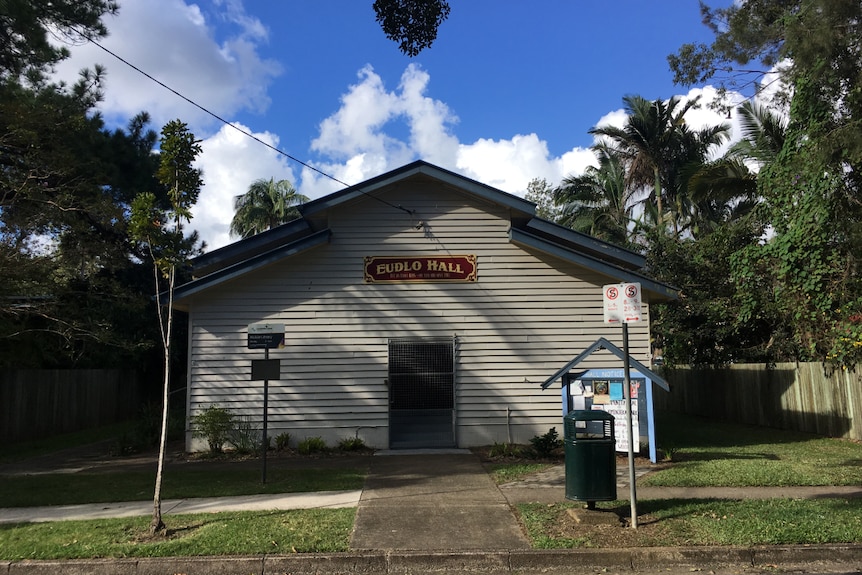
[297,436,328,455]
[530,427,563,459]
[274,432,291,452]
[229,416,263,454]
[488,442,523,459]
[337,436,367,452]
[191,405,234,454]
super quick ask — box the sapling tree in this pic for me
[129,119,202,534]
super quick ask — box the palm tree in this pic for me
[554,144,638,249]
[229,178,309,239]
[683,100,788,237]
[685,159,759,237]
[729,100,787,167]
[589,95,730,236]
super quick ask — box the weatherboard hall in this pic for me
[172,161,675,451]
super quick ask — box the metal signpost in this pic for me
[248,322,284,484]
[602,282,642,529]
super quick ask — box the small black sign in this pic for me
[252,359,280,381]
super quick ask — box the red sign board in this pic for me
[364,255,477,283]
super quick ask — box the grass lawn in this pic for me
[643,413,862,487]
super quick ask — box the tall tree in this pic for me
[670,0,862,364]
[230,178,309,239]
[647,217,780,366]
[130,120,202,534]
[554,145,638,249]
[0,0,166,370]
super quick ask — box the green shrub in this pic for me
[191,405,234,453]
[337,436,366,452]
[274,432,291,452]
[228,416,262,454]
[297,436,328,455]
[530,427,563,458]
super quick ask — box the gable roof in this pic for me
[540,337,670,391]
[172,160,678,306]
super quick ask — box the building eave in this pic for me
[523,218,646,271]
[169,229,331,309]
[192,218,313,278]
[509,228,678,302]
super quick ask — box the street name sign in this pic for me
[247,322,285,350]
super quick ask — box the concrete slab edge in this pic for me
[3,545,862,575]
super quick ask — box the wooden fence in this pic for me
[654,362,862,441]
[0,369,144,443]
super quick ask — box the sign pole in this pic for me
[622,323,638,529]
[248,322,284,486]
[603,282,641,529]
[262,346,269,484]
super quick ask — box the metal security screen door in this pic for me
[388,337,455,448]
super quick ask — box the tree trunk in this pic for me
[654,166,664,229]
[149,264,175,535]
[149,351,170,534]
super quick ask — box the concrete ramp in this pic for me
[350,453,530,550]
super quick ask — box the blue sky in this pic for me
[55,0,741,250]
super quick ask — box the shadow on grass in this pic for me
[670,451,781,462]
[655,411,826,450]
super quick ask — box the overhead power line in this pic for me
[76,30,416,216]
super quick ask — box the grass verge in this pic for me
[519,498,862,548]
[0,509,354,560]
[0,467,366,508]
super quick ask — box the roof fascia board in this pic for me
[192,218,312,276]
[169,228,331,304]
[300,161,536,218]
[525,218,645,269]
[510,228,678,301]
[540,337,669,391]
[412,164,536,214]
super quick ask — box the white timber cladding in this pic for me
[185,181,651,450]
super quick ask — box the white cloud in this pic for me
[306,64,594,197]
[397,64,460,167]
[592,109,629,134]
[53,0,281,134]
[196,123,295,250]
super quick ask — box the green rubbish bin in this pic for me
[563,410,617,508]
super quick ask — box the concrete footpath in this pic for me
[2,449,862,574]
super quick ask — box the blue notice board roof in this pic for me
[541,337,669,391]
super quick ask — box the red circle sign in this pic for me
[625,284,639,298]
[605,286,619,300]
